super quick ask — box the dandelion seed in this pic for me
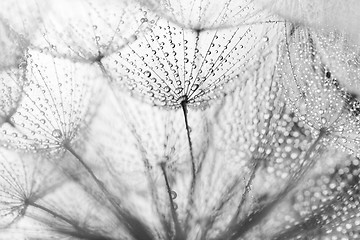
[103,17,282,194]
[193,64,323,239]
[0,54,159,240]
[0,49,103,152]
[87,91,209,239]
[103,17,282,109]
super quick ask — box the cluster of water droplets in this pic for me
[275,152,360,239]
[1,0,360,239]
[0,149,64,228]
[103,16,282,108]
[0,50,104,152]
[278,23,360,158]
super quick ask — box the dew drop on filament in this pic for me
[52,129,62,139]
[144,70,151,78]
[170,190,177,199]
[164,86,171,93]
[191,84,199,91]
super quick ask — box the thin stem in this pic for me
[64,144,154,240]
[180,100,196,179]
[160,162,184,240]
[29,202,112,240]
[181,100,199,233]
[234,157,260,219]
[65,145,110,199]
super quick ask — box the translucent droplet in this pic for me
[164,86,171,93]
[128,35,137,42]
[191,84,199,91]
[144,71,151,78]
[170,190,177,199]
[175,87,183,94]
[321,117,327,125]
[140,18,148,23]
[52,129,62,139]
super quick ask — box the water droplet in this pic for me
[164,86,171,93]
[128,35,137,42]
[321,117,327,125]
[52,129,62,139]
[144,71,151,78]
[175,87,183,94]
[140,18,148,23]
[191,84,199,91]
[170,190,177,199]
[326,71,331,78]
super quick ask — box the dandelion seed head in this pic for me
[103,17,283,109]
[0,50,104,152]
[0,149,64,228]
[278,24,360,158]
